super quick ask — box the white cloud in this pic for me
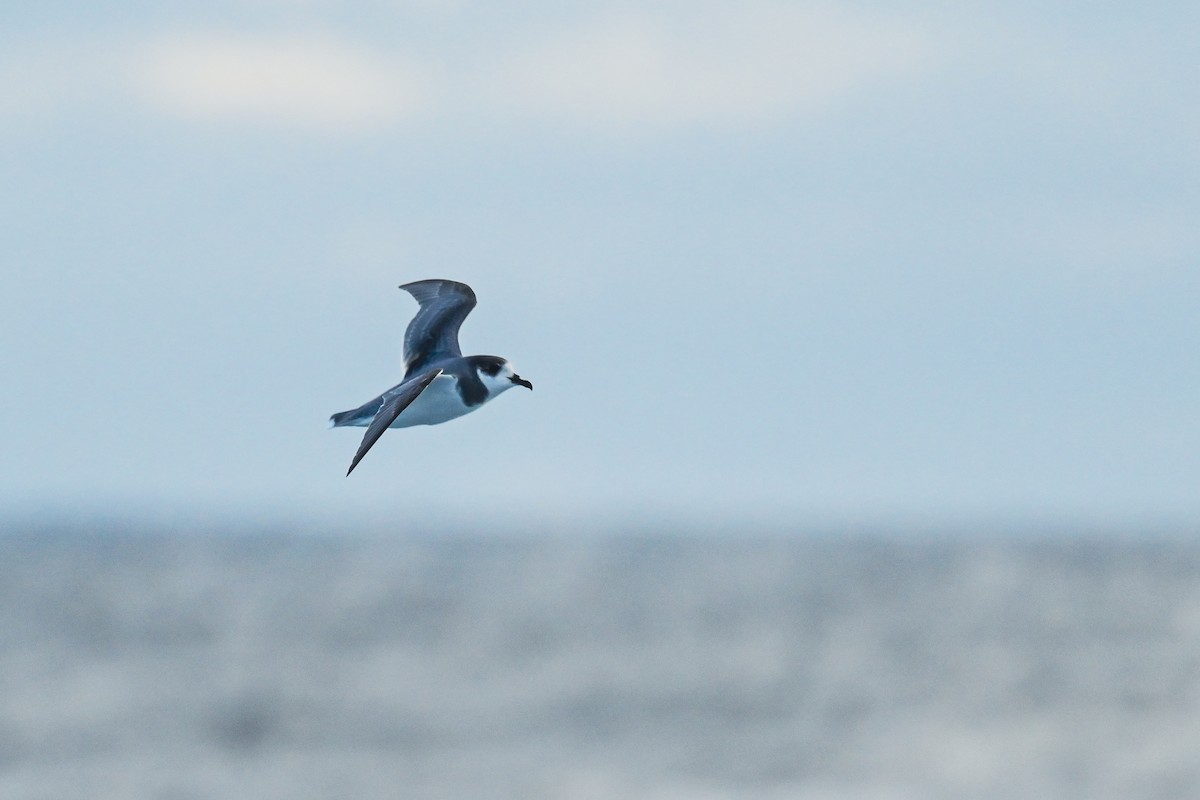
[133,33,429,133]
[125,5,941,137]
[0,33,430,135]
[4,4,1190,143]
[477,4,939,132]
[1,4,945,137]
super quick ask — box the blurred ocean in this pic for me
[2,526,1199,799]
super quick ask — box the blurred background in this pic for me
[2,1,1198,797]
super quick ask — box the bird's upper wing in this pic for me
[345,369,442,475]
[399,280,477,376]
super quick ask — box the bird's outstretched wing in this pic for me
[399,280,477,376]
[345,369,442,475]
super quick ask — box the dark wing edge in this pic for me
[345,369,442,476]
[399,279,476,306]
[398,280,477,375]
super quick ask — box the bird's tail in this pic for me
[328,409,358,428]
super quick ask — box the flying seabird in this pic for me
[330,279,532,475]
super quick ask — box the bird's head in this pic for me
[473,355,533,393]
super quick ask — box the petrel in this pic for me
[330,279,532,475]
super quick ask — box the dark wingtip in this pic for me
[398,279,476,303]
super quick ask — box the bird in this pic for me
[330,279,532,475]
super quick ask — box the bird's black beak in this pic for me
[510,374,533,390]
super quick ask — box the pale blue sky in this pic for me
[3,1,1197,531]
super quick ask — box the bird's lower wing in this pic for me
[345,369,442,475]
